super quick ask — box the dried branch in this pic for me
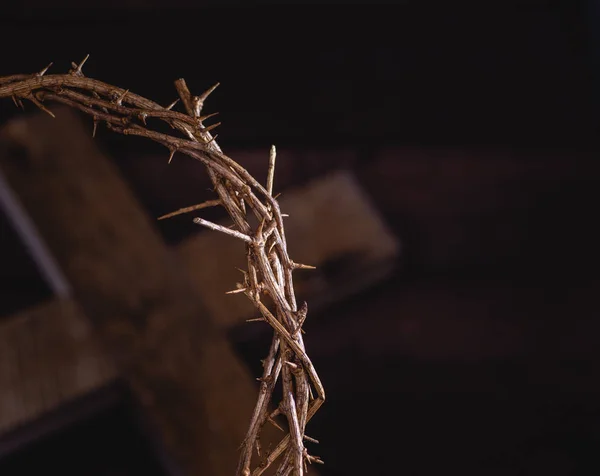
[157,198,221,220]
[0,58,324,476]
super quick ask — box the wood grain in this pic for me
[0,108,277,475]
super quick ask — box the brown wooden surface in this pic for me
[0,108,277,475]
[0,297,114,435]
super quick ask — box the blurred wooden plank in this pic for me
[0,384,122,460]
[0,109,277,475]
[0,298,114,435]
[177,169,400,329]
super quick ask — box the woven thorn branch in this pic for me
[0,56,325,476]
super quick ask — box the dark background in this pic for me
[1,2,599,475]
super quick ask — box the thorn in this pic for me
[138,113,147,125]
[156,199,221,221]
[70,54,89,76]
[226,286,247,295]
[292,261,317,270]
[167,148,176,164]
[304,435,319,444]
[273,192,282,200]
[304,449,324,465]
[202,121,221,133]
[267,145,276,196]
[11,95,23,109]
[92,117,99,138]
[199,82,220,102]
[205,133,218,145]
[246,317,265,323]
[165,98,179,110]
[281,213,289,217]
[27,94,55,118]
[235,267,248,276]
[37,62,53,77]
[193,82,220,115]
[193,217,253,243]
[114,89,129,106]
[268,417,284,432]
[196,112,219,124]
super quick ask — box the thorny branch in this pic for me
[0,57,324,476]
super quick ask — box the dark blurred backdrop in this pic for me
[0,2,599,476]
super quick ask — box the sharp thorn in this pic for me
[196,112,219,123]
[268,417,284,432]
[292,261,317,270]
[199,82,220,102]
[246,317,265,322]
[267,144,276,196]
[37,62,53,77]
[28,94,55,118]
[70,54,89,76]
[192,83,220,115]
[92,118,99,138]
[11,95,23,109]
[79,54,90,68]
[167,148,176,164]
[203,121,221,133]
[226,287,247,295]
[165,98,179,111]
[193,216,253,243]
[114,89,129,106]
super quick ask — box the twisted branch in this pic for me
[0,57,324,476]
